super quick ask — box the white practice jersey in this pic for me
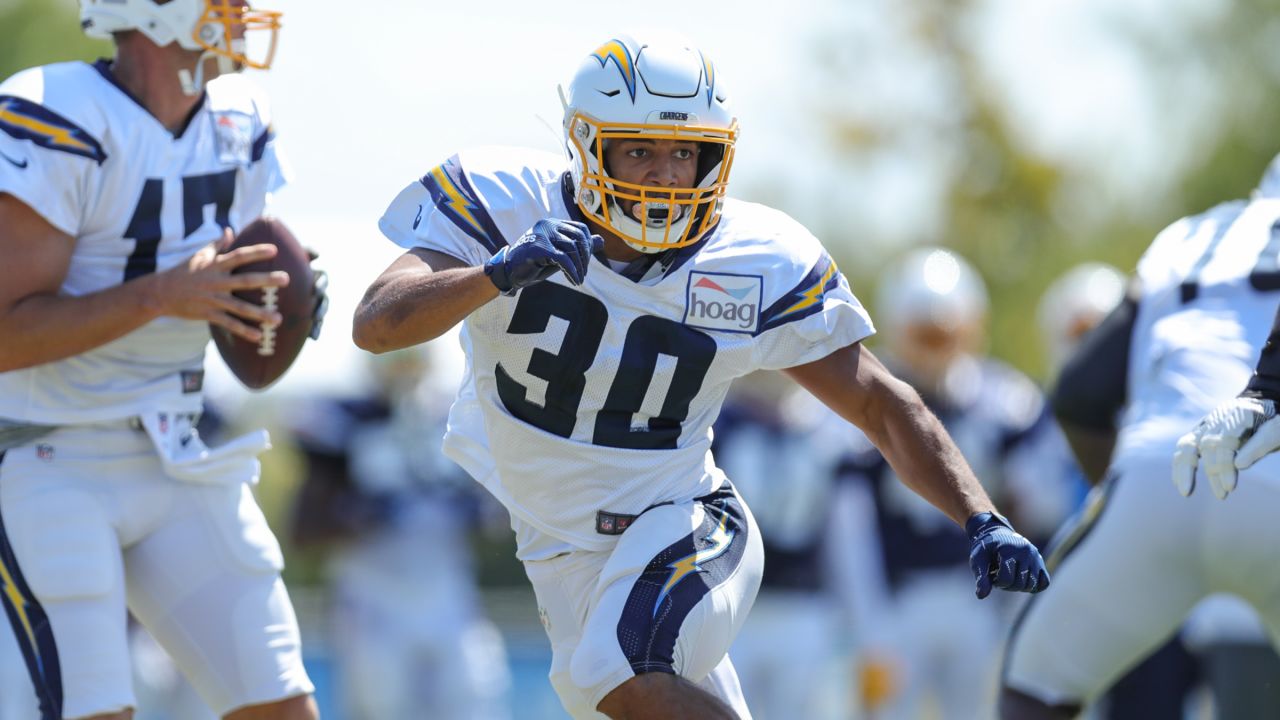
[0,61,287,424]
[1118,197,1280,460]
[380,146,874,551]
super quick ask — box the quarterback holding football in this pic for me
[0,1,324,718]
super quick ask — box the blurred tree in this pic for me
[809,0,1280,379]
[0,0,110,80]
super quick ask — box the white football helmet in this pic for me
[560,35,738,254]
[79,0,280,93]
[1037,262,1125,371]
[876,247,988,384]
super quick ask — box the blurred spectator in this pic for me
[717,372,857,720]
[287,348,512,720]
[837,247,1074,719]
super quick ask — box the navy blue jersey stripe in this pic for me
[615,485,749,675]
[0,453,63,720]
[758,252,842,333]
[0,95,106,164]
[419,155,507,254]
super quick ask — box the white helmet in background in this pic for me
[1256,151,1280,199]
[79,0,281,93]
[1037,262,1126,372]
[560,35,738,254]
[876,246,989,384]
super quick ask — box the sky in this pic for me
[207,0,1195,400]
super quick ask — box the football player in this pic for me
[0,1,323,719]
[286,349,513,720]
[1000,154,1280,719]
[713,373,857,720]
[833,247,1069,720]
[354,35,1049,720]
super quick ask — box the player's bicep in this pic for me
[783,341,904,436]
[0,192,74,313]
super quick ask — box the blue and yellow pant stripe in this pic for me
[0,452,63,720]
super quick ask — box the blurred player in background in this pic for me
[715,373,859,720]
[838,247,1074,720]
[1037,262,1205,719]
[1001,153,1280,720]
[354,34,1048,720]
[0,1,325,717]
[287,347,512,720]
[1037,263,1128,381]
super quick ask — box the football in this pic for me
[211,217,314,390]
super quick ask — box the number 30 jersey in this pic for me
[1118,196,1280,461]
[380,146,875,552]
[0,60,286,424]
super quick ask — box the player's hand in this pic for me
[966,512,1049,600]
[304,247,329,341]
[1172,396,1280,499]
[151,227,288,343]
[484,219,603,296]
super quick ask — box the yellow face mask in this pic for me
[566,112,738,253]
[193,0,282,71]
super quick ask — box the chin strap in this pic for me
[177,50,237,96]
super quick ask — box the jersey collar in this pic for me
[92,59,207,140]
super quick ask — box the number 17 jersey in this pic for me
[380,146,875,552]
[0,60,286,424]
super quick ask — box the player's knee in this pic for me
[223,693,318,720]
[998,685,1081,720]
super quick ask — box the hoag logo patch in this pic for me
[684,271,762,334]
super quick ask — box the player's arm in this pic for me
[785,342,992,524]
[1050,294,1137,484]
[785,341,1048,598]
[1173,303,1280,499]
[352,248,497,354]
[0,193,285,372]
[354,219,602,354]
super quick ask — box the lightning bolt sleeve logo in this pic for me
[418,156,505,254]
[778,259,839,318]
[0,96,106,164]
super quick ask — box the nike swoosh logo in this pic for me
[0,149,27,169]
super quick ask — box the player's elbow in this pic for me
[351,312,393,354]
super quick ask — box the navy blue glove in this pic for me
[966,512,1050,600]
[484,219,603,296]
